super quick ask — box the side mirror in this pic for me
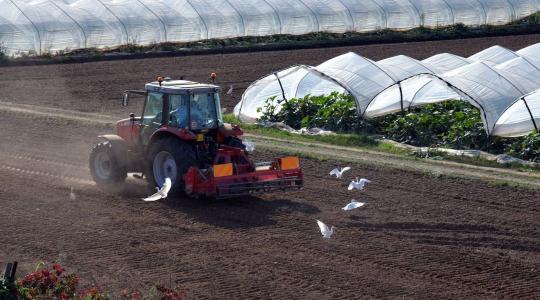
[122,92,129,107]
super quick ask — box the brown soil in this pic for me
[0,34,539,116]
[1,110,540,298]
[2,35,540,298]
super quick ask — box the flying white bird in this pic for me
[226,85,234,95]
[342,199,365,211]
[348,177,371,191]
[316,220,335,239]
[143,178,172,201]
[329,166,351,179]
[69,187,76,200]
[242,140,255,153]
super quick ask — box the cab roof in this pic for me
[145,80,221,95]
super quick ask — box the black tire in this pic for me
[89,141,127,185]
[146,137,196,195]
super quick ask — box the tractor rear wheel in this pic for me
[146,137,196,195]
[89,141,127,185]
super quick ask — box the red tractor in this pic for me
[89,77,303,199]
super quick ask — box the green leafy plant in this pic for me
[379,101,488,149]
[505,131,540,162]
[258,92,361,132]
[0,43,7,63]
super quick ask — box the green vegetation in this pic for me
[0,44,7,63]
[251,93,540,163]
[376,101,489,149]
[257,92,361,132]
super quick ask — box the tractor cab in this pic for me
[142,78,223,132]
[121,77,239,150]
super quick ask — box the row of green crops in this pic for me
[258,93,540,162]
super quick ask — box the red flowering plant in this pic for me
[4,262,186,300]
[153,285,186,300]
[16,262,79,300]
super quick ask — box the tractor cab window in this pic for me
[191,92,218,131]
[142,92,164,126]
[214,93,224,126]
[169,94,190,128]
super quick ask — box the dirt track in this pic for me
[2,35,540,298]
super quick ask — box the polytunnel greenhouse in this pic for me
[0,0,539,55]
[234,43,540,137]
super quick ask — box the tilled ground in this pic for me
[2,35,540,298]
[1,111,540,298]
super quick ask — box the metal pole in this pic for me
[274,72,288,105]
[522,97,539,132]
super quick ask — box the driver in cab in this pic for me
[171,98,203,130]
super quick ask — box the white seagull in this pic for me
[316,220,335,239]
[242,140,255,153]
[348,177,371,191]
[342,199,365,211]
[329,166,351,179]
[143,178,172,201]
[226,85,234,95]
[69,187,76,200]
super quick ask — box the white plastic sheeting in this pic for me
[493,89,540,137]
[233,65,347,123]
[0,0,539,55]
[468,45,520,64]
[517,42,540,59]
[439,62,530,134]
[365,47,540,131]
[365,46,540,123]
[234,52,442,121]
[237,43,540,136]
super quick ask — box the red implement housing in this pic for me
[184,146,303,199]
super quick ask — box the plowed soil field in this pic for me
[2,34,540,298]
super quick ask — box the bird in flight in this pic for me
[317,220,335,239]
[342,199,365,211]
[69,187,76,200]
[242,140,255,153]
[329,166,351,179]
[143,178,172,201]
[348,177,371,191]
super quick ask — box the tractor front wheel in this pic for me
[146,138,196,195]
[89,141,127,185]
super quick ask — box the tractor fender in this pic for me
[147,126,196,152]
[98,134,128,168]
[218,123,243,143]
